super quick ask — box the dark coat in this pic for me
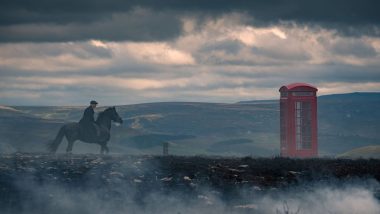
[80,106,95,125]
[79,106,98,142]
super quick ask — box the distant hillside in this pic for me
[337,145,380,159]
[317,92,380,155]
[238,92,380,104]
[1,92,379,156]
[0,106,63,153]
[319,92,380,102]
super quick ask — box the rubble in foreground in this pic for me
[0,154,379,213]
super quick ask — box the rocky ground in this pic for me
[0,154,379,214]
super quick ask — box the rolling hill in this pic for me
[1,92,379,156]
[337,145,380,159]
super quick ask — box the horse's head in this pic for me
[107,106,123,124]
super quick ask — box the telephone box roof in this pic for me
[279,82,317,92]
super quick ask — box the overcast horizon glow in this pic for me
[1,1,380,106]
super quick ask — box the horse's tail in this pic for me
[47,125,66,153]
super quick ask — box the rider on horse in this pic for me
[48,103,123,154]
[79,100,100,142]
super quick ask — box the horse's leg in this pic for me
[66,140,74,153]
[99,143,109,154]
[48,125,67,153]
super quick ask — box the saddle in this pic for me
[79,123,103,143]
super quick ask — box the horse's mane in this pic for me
[96,107,113,122]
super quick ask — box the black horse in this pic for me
[47,107,123,154]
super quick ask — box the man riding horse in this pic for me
[48,101,123,154]
[79,100,100,142]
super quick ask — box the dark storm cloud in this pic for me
[1,0,380,25]
[0,42,113,58]
[0,9,182,42]
[0,0,379,42]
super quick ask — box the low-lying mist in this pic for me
[10,177,380,214]
[0,154,379,214]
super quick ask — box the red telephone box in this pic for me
[279,83,318,158]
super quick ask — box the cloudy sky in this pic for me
[1,0,380,105]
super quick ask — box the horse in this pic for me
[47,107,123,154]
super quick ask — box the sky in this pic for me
[1,0,380,106]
